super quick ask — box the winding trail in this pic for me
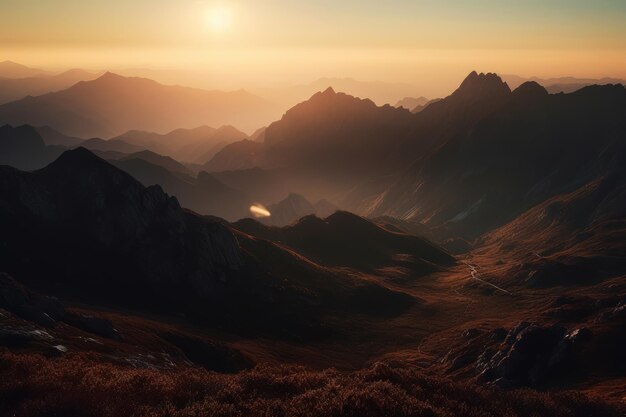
[465,263,513,295]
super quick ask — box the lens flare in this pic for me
[249,203,271,218]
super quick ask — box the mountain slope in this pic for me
[0,69,98,104]
[0,72,277,137]
[364,81,626,240]
[0,124,64,170]
[0,148,413,334]
[112,158,252,220]
[234,211,455,275]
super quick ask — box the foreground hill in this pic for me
[0,72,277,137]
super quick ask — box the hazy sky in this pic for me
[1,0,625,95]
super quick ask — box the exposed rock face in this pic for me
[470,323,592,388]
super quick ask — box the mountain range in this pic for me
[0,72,278,137]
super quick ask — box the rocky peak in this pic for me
[455,71,511,99]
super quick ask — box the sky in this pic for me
[1,0,625,96]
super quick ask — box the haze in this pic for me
[2,0,626,97]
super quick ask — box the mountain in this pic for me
[209,87,415,174]
[208,72,626,243]
[0,61,51,79]
[34,125,84,147]
[0,69,98,104]
[502,74,626,93]
[477,174,626,288]
[119,150,194,176]
[0,72,278,138]
[110,125,247,163]
[111,157,252,221]
[0,124,64,170]
[266,193,317,226]
[233,211,455,275]
[395,96,429,110]
[361,80,626,240]
[0,148,413,333]
[259,193,340,226]
[80,137,143,154]
[203,139,265,172]
[411,97,442,113]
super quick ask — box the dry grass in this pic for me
[1,350,622,417]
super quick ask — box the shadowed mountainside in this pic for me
[0,148,414,335]
[234,211,455,274]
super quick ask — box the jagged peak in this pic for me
[452,71,511,100]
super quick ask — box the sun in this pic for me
[206,6,233,33]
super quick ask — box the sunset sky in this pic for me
[1,0,625,95]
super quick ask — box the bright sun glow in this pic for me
[206,6,233,33]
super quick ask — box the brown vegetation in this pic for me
[1,350,622,417]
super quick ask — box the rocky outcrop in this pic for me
[479,324,590,387]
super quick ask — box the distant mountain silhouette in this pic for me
[80,137,143,154]
[112,157,252,221]
[395,96,429,110]
[0,69,98,104]
[259,193,339,226]
[203,139,265,172]
[34,125,85,147]
[0,72,276,137]
[119,150,194,176]
[111,125,247,163]
[0,61,51,79]
[206,71,626,241]
[0,124,63,170]
[501,74,625,93]
[208,87,415,176]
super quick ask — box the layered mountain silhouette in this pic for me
[207,71,626,241]
[364,79,626,240]
[112,157,252,221]
[0,69,98,104]
[111,125,247,163]
[0,148,413,333]
[0,72,277,137]
[0,61,52,79]
[260,193,339,226]
[502,74,626,93]
[395,96,429,110]
[0,124,64,170]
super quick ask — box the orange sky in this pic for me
[1,1,625,96]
